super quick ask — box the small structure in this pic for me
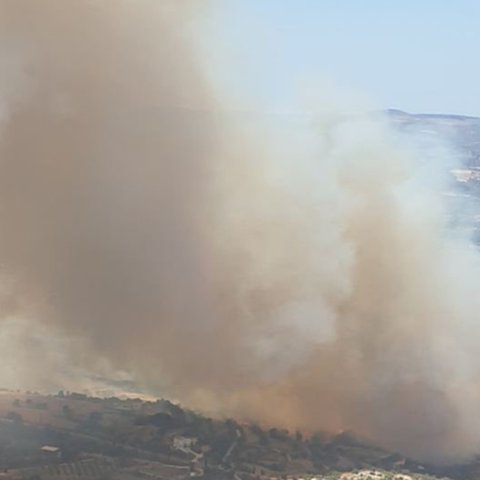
[173,436,197,450]
[0,473,20,480]
[341,471,385,480]
[40,445,61,458]
[0,471,20,479]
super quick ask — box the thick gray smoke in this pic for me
[1,0,480,465]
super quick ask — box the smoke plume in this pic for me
[1,0,480,464]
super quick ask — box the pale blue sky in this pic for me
[204,1,480,116]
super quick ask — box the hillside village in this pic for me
[0,390,477,480]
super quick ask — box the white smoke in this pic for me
[0,0,480,465]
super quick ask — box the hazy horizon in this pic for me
[204,0,480,117]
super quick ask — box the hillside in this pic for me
[2,111,480,480]
[386,109,480,242]
[387,109,480,165]
[1,390,479,480]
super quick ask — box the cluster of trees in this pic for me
[12,398,47,409]
[6,411,23,423]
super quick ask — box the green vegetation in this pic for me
[0,391,474,480]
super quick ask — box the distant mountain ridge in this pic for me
[387,109,480,121]
[386,109,480,167]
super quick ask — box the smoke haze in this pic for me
[1,0,480,465]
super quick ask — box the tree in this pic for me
[87,411,102,425]
[7,411,23,423]
[62,404,74,420]
[135,412,174,431]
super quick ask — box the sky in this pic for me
[203,1,480,116]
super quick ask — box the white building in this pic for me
[173,436,197,450]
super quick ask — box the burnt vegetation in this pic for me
[0,392,479,480]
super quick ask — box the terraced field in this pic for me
[16,457,116,480]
